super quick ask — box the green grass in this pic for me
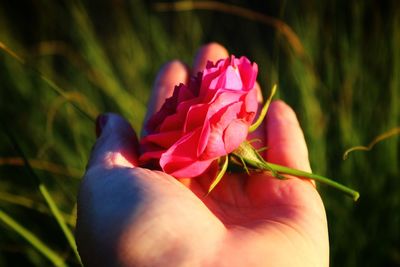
[0,1,399,266]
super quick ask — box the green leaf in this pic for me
[249,84,277,133]
[207,155,229,195]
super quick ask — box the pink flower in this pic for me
[140,56,258,178]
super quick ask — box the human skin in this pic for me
[75,43,329,267]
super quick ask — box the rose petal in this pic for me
[140,55,259,179]
[197,120,210,156]
[201,123,225,159]
[242,88,258,117]
[237,57,258,91]
[223,119,249,153]
[160,129,215,177]
[184,103,209,132]
[162,157,214,178]
[209,65,243,91]
[143,130,182,148]
[202,102,243,158]
[139,150,164,162]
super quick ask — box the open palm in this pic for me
[76,43,328,267]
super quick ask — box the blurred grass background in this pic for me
[0,0,399,266]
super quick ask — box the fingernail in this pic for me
[95,114,108,138]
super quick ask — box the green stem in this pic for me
[264,162,360,201]
[232,141,360,201]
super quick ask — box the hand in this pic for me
[76,43,329,267]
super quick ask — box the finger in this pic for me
[192,42,229,75]
[143,60,189,133]
[88,113,139,169]
[265,100,312,172]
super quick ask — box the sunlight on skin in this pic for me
[76,43,328,267]
[104,152,135,169]
[192,43,230,74]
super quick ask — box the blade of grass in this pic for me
[69,3,146,131]
[39,184,81,262]
[45,92,98,141]
[0,209,67,267]
[343,127,400,160]
[0,157,82,178]
[1,124,82,265]
[0,191,76,226]
[154,1,304,57]
[0,41,95,123]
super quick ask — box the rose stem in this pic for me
[264,162,360,201]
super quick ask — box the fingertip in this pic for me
[96,114,109,138]
[267,100,298,125]
[89,113,139,169]
[145,60,189,125]
[155,60,189,90]
[101,113,135,137]
[193,42,229,74]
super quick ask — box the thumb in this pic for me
[88,113,139,169]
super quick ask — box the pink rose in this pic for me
[140,56,258,178]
